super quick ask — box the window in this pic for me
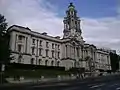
[18,35,22,40]
[18,44,22,52]
[46,50,48,57]
[75,21,77,25]
[55,44,57,48]
[52,51,54,58]
[32,47,35,55]
[51,61,54,66]
[58,45,60,50]
[38,59,42,65]
[58,52,60,58]
[52,43,54,49]
[65,45,67,57]
[31,58,34,64]
[46,42,49,48]
[57,61,60,67]
[45,60,48,66]
[32,39,35,44]
[76,48,79,57]
[39,48,42,56]
[39,40,42,46]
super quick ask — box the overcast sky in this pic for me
[0,0,120,53]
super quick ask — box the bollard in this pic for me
[57,75,61,81]
[41,76,44,81]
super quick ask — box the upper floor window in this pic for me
[55,44,57,48]
[18,35,22,40]
[58,45,60,50]
[76,48,79,57]
[39,40,42,46]
[46,42,49,48]
[18,44,22,52]
[52,51,54,58]
[52,43,54,49]
[32,39,35,44]
[39,48,42,56]
[32,47,35,55]
[66,45,68,57]
[46,49,49,57]
[58,52,60,58]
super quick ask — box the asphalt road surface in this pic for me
[1,76,120,90]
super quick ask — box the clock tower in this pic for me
[63,3,83,41]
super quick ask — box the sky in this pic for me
[0,0,120,53]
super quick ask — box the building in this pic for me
[8,3,111,72]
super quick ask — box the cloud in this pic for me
[0,0,63,37]
[0,0,120,53]
[81,17,120,51]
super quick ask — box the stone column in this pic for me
[79,47,81,58]
[27,35,31,54]
[82,49,84,59]
[71,46,74,59]
[24,37,27,53]
[74,47,76,58]
[14,34,18,51]
[68,45,70,58]
[70,45,71,58]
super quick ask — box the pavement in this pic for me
[0,74,120,90]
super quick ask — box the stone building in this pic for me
[8,3,111,72]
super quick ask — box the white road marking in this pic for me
[109,83,119,87]
[116,87,120,90]
[90,83,105,88]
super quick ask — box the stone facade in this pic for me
[8,3,112,72]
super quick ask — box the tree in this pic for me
[0,14,13,71]
[110,52,120,72]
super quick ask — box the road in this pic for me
[1,76,120,90]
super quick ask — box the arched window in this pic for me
[31,58,34,64]
[57,61,60,67]
[51,61,54,66]
[38,59,42,65]
[45,60,48,66]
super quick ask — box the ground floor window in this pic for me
[45,60,48,66]
[57,61,60,66]
[38,59,42,65]
[51,61,54,66]
[31,58,34,64]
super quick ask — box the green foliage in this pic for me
[0,14,13,67]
